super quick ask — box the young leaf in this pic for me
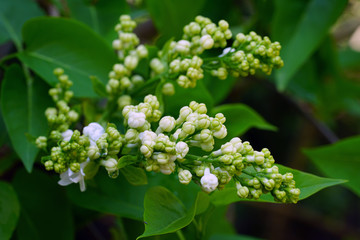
[12,169,74,240]
[0,0,43,47]
[120,165,148,186]
[304,136,360,197]
[210,164,346,206]
[138,186,209,239]
[211,103,276,139]
[275,0,347,90]
[18,17,117,97]
[1,64,50,172]
[0,181,20,240]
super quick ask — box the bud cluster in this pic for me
[211,31,284,79]
[168,56,204,88]
[107,15,149,108]
[182,16,232,55]
[35,68,79,149]
[207,140,300,203]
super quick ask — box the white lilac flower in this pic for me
[159,116,176,132]
[62,129,73,141]
[128,111,146,128]
[83,122,105,146]
[200,167,218,193]
[176,141,189,159]
[58,160,88,192]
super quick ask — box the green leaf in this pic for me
[210,164,346,206]
[18,17,117,97]
[1,64,50,172]
[275,0,347,90]
[202,206,236,240]
[211,103,276,138]
[0,0,44,47]
[146,0,206,40]
[120,165,148,186]
[90,76,107,97]
[304,136,360,197]
[12,169,74,240]
[67,170,205,221]
[138,186,208,239]
[271,0,308,45]
[67,170,146,220]
[203,73,238,105]
[67,0,129,45]
[0,181,20,240]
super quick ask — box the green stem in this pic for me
[176,229,186,240]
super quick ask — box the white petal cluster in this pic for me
[158,116,176,132]
[175,141,189,160]
[200,168,219,193]
[123,94,161,129]
[83,122,105,146]
[62,129,73,141]
[128,111,146,128]
[58,160,88,192]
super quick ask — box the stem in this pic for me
[176,229,186,240]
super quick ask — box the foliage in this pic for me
[0,0,359,239]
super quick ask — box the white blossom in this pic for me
[58,160,88,192]
[159,116,176,132]
[128,111,146,128]
[200,167,218,193]
[83,122,105,146]
[62,129,73,141]
[176,141,189,159]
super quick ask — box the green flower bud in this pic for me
[36,136,47,149]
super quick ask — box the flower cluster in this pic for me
[211,31,284,79]
[107,15,149,106]
[35,15,299,204]
[182,16,232,55]
[35,68,79,149]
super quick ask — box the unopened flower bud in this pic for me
[178,169,192,185]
